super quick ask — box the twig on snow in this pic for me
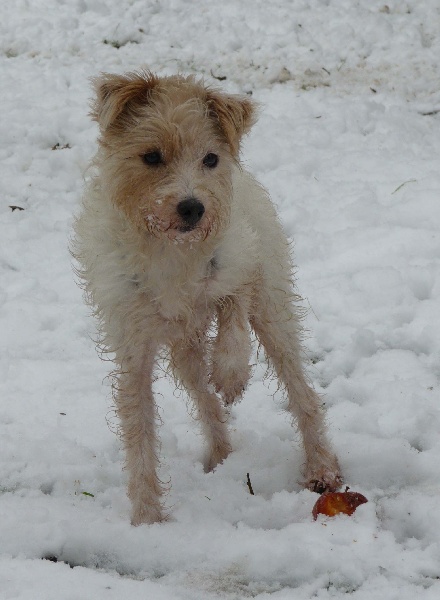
[391,179,417,195]
[246,473,255,495]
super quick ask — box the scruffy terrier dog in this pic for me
[73,70,342,525]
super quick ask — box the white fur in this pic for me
[73,72,342,524]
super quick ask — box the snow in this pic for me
[1,0,440,598]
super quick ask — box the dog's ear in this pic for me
[206,91,256,156]
[91,71,159,132]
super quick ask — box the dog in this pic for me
[73,70,342,525]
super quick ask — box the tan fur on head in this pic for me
[91,71,256,241]
[92,70,256,155]
[91,70,160,132]
[73,70,342,525]
[206,90,256,156]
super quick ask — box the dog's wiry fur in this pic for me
[73,70,342,525]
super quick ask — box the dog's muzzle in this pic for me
[177,197,205,231]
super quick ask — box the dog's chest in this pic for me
[131,253,220,323]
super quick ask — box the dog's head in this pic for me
[91,71,256,243]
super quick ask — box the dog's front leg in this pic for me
[211,294,253,405]
[251,289,343,494]
[115,343,165,525]
[171,334,231,472]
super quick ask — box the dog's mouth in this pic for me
[144,217,203,241]
[142,210,215,243]
[178,224,196,233]
[172,223,206,242]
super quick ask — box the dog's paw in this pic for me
[203,441,232,473]
[211,365,251,406]
[130,501,166,526]
[305,468,344,495]
[221,384,246,406]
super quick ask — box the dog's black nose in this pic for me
[177,197,205,227]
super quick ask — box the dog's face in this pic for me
[92,72,255,243]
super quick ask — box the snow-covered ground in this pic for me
[1,0,440,598]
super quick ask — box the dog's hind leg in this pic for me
[171,333,232,472]
[250,285,343,494]
[114,342,165,525]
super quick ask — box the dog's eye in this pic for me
[141,151,162,166]
[202,153,219,169]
